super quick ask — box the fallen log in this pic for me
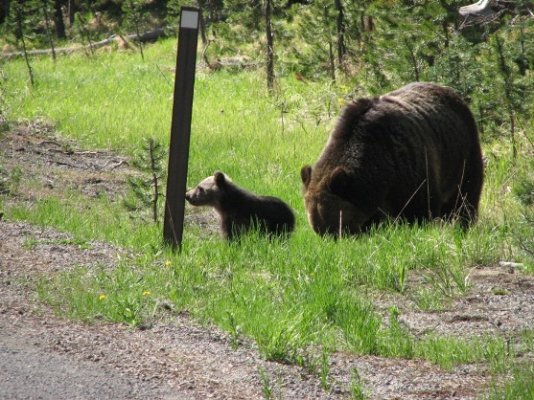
[1,27,166,60]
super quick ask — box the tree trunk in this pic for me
[441,20,450,48]
[0,0,9,25]
[43,0,57,61]
[67,0,75,26]
[265,0,274,91]
[324,6,335,82]
[196,0,208,45]
[17,10,34,86]
[495,35,517,160]
[405,38,420,82]
[362,15,373,33]
[53,0,66,38]
[334,0,346,67]
[135,24,144,61]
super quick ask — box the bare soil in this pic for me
[1,121,533,399]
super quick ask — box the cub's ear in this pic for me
[300,166,312,188]
[214,171,226,187]
[328,166,350,198]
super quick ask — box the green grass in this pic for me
[486,364,534,400]
[2,40,534,397]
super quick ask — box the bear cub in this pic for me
[185,171,295,241]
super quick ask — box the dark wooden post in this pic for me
[163,7,200,250]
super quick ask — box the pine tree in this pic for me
[296,0,337,80]
[6,0,38,86]
[122,0,150,61]
[124,138,166,224]
[41,0,57,61]
[494,34,519,159]
[73,0,97,57]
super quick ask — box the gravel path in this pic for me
[0,330,178,400]
[0,206,497,400]
[0,220,329,400]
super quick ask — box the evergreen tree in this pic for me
[494,33,521,159]
[41,0,56,61]
[124,138,166,225]
[122,0,150,60]
[295,0,337,80]
[72,1,97,57]
[6,0,39,86]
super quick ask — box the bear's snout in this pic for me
[185,191,194,204]
[185,189,206,206]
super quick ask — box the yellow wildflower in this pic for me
[143,291,151,297]
[98,294,107,301]
[164,260,172,268]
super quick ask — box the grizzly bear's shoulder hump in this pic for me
[385,82,459,102]
[332,97,377,140]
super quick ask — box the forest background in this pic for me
[2,0,534,102]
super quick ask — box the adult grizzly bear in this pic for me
[186,171,295,241]
[301,82,484,236]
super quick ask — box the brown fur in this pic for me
[301,82,484,236]
[186,172,295,241]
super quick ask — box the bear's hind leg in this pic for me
[457,153,484,228]
[441,191,476,228]
[442,165,483,229]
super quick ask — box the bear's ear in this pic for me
[214,171,226,187]
[328,166,350,198]
[301,166,312,188]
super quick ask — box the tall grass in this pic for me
[3,40,333,222]
[485,364,534,400]
[2,40,534,395]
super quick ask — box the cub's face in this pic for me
[301,165,368,236]
[185,172,228,207]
